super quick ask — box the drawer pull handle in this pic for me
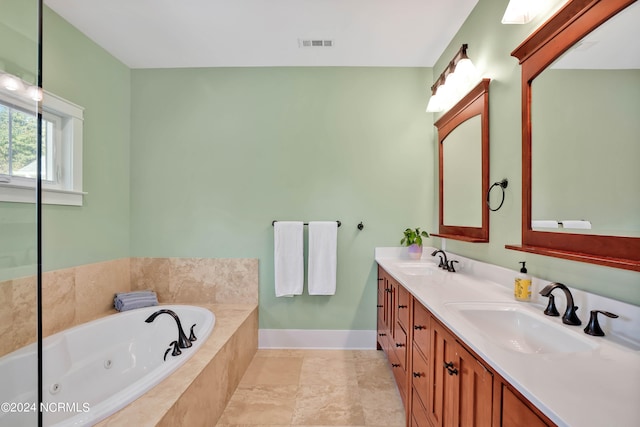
[391,363,400,368]
[443,361,458,376]
[398,305,407,309]
[414,325,426,330]
[413,372,424,378]
[377,305,383,308]
[395,343,405,348]
[378,333,386,336]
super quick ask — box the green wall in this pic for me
[40,7,131,271]
[0,2,131,281]
[130,67,435,329]
[431,0,640,304]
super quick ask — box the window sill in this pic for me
[0,183,86,206]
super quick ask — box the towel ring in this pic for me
[487,179,508,212]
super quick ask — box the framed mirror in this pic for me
[433,79,490,242]
[508,0,640,271]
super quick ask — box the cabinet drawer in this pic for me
[412,387,431,427]
[393,325,408,371]
[413,301,430,357]
[411,344,429,411]
[397,285,410,330]
[389,346,407,404]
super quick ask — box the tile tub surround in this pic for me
[130,257,259,305]
[0,257,258,357]
[376,247,640,427]
[96,303,258,427]
[0,258,131,357]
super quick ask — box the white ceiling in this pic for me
[44,0,479,69]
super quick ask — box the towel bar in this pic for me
[272,220,341,227]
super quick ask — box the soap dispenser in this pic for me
[514,261,532,301]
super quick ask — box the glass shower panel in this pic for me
[0,0,41,426]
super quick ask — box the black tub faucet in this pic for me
[539,282,582,326]
[145,309,194,349]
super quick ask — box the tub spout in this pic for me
[145,309,193,349]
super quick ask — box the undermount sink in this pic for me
[445,302,598,354]
[393,261,438,276]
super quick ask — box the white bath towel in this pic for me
[308,221,338,296]
[274,221,304,297]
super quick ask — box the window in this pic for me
[0,78,84,206]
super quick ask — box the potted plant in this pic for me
[401,227,430,260]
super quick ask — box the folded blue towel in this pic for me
[114,290,158,312]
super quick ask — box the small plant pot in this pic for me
[408,244,423,260]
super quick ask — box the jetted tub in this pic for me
[0,305,215,427]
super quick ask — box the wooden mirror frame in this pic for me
[433,79,490,243]
[507,0,640,272]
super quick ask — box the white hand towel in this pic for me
[531,220,559,229]
[308,221,338,296]
[274,221,304,297]
[561,220,592,229]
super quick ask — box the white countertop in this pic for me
[375,247,640,427]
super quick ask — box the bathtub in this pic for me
[0,305,215,427]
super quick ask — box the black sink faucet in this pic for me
[539,282,582,326]
[431,250,448,269]
[145,309,194,349]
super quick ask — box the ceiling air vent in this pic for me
[298,39,334,48]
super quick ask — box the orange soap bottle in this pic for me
[514,261,532,301]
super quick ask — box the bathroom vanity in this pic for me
[375,247,640,427]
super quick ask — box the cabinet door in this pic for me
[454,342,493,427]
[428,319,457,427]
[377,268,385,350]
[502,385,552,427]
[386,277,396,341]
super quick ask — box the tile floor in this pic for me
[216,349,406,427]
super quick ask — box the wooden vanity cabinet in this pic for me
[379,266,555,427]
[377,267,410,407]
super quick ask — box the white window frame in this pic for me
[0,88,85,206]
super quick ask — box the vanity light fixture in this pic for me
[426,44,479,113]
[0,70,42,101]
[0,72,25,92]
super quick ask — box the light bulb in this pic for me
[426,91,441,112]
[1,73,25,91]
[27,86,43,102]
[454,58,478,86]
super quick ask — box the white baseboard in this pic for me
[258,329,377,350]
